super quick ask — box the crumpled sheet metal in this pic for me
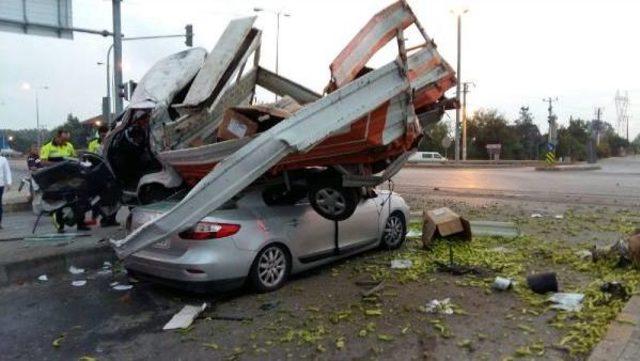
[112,59,412,258]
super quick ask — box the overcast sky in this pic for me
[1,0,639,140]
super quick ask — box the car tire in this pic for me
[380,211,406,250]
[308,181,360,221]
[249,244,290,293]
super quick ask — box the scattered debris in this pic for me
[492,276,515,291]
[71,280,87,287]
[526,272,558,294]
[554,214,564,219]
[37,274,48,282]
[575,249,593,261]
[361,281,385,297]
[109,281,119,287]
[600,281,629,300]
[548,293,584,312]
[52,334,65,348]
[68,266,85,275]
[530,213,543,218]
[163,303,208,330]
[424,298,454,315]
[259,300,280,311]
[421,207,471,247]
[406,228,422,238]
[469,220,520,238]
[112,284,133,291]
[390,259,412,269]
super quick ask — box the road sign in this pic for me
[0,0,74,39]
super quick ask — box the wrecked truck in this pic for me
[107,0,457,257]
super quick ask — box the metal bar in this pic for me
[112,58,411,257]
[256,67,321,104]
[0,17,112,36]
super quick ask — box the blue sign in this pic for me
[546,143,555,151]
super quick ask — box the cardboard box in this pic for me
[217,109,259,141]
[421,207,471,248]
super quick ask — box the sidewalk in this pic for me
[0,209,126,286]
[589,295,640,361]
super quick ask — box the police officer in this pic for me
[88,125,108,156]
[40,129,76,166]
[40,129,89,232]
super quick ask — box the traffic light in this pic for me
[118,83,127,100]
[185,24,193,47]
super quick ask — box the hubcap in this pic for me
[257,247,286,287]
[383,215,404,246]
[315,188,346,215]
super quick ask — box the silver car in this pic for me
[123,188,409,293]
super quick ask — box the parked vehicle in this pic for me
[123,188,409,293]
[408,151,446,163]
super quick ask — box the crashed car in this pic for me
[124,187,409,292]
[108,1,456,257]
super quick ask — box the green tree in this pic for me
[466,109,519,159]
[419,122,452,157]
[513,106,542,160]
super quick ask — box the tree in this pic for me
[466,109,520,159]
[419,122,451,157]
[513,106,542,160]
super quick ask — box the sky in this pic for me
[1,0,639,141]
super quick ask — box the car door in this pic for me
[281,198,336,263]
[337,195,381,252]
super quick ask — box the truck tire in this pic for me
[308,180,359,221]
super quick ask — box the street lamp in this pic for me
[21,82,49,148]
[253,7,291,89]
[450,6,468,161]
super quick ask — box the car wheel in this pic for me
[380,211,406,249]
[308,182,359,221]
[250,244,290,293]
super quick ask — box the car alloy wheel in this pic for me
[253,245,289,292]
[382,211,406,249]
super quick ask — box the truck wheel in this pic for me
[308,181,359,221]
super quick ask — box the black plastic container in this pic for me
[526,272,558,294]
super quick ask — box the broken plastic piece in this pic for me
[424,298,453,315]
[163,303,208,330]
[37,274,48,282]
[112,284,133,291]
[548,293,584,312]
[68,266,85,275]
[71,280,87,287]
[390,259,412,269]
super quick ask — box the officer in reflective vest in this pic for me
[88,125,108,156]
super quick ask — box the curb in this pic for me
[588,295,640,361]
[0,243,116,287]
[535,165,602,172]
[405,162,542,169]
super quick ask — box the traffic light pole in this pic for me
[112,0,124,116]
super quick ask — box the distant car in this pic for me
[408,151,446,163]
[123,188,409,293]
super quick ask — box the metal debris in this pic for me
[163,303,208,330]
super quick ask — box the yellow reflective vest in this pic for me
[40,141,76,160]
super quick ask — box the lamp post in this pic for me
[451,7,468,161]
[21,82,49,148]
[253,7,291,100]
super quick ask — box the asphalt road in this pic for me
[393,156,640,206]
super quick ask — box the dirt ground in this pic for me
[108,193,639,361]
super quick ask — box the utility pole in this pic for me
[615,90,630,143]
[543,97,558,165]
[112,0,124,116]
[461,81,474,161]
[454,13,463,161]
